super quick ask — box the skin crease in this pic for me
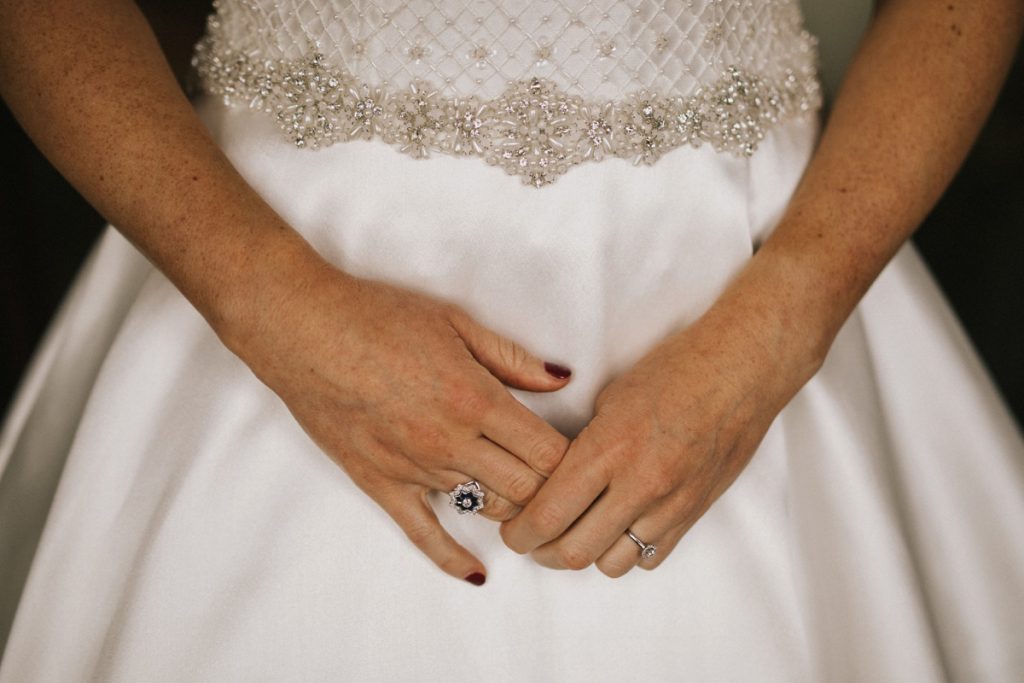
[1,0,1021,584]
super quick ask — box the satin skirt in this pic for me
[1,95,1023,682]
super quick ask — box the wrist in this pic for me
[187,216,349,360]
[697,242,845,401]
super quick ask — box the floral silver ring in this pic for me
[626,528,657,560]
[449,480,486,515]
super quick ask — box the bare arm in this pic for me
[501,0,1024,575]
[0,0,313,335]
[0,0,575,584]
[733,0,1024,378]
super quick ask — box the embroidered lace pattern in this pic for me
[192,0,822,187]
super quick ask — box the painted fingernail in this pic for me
[465,572,486,586]
[544,362,572,379]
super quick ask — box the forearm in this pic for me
[704,0,1023,386]
[0,0,330,340]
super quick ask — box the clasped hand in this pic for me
[501,305,799,578]
[225,261,573,585]
[230,258,804,583]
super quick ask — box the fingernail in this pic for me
[465,572,486,586]
[544,362,572,379]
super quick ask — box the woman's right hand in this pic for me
[0,0,574,585]
[220,254,573,585]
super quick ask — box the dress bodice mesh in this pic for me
[193,0,822,186]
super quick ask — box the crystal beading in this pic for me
[192,1,822,187]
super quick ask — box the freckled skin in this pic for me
[1,0,1022,579]
[0,0,578,584]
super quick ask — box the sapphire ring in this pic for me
[449,480,486,515]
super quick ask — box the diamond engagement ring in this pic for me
[449,480,485,515]
[626,528,657,560]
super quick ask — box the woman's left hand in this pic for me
[502,0,1024,579]
[500,290,820,577]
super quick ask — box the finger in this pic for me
[634,523,688,572]
[500,434,609,554]
[529,484,648,571]
[448,308,573,392]
[434,469,521,522]
[593,530,647,579]
[454,437,547,506]
[480,392,571,477]
[594,503,689,579]
[377,482,488,585]
[621,486,723,574]
[478,496,520,523]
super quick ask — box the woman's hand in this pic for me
[499,0,1024,580]
[223,256,573,584]
[499,282,819,577]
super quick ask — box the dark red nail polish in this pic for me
[544,362,572,379]
[465,572,486,586]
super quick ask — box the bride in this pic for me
[1,0,1023,680]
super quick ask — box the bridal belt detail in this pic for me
[192,39,821,188]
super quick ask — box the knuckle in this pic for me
[648,476,677,500]
[639,556,664,571]
[499,521,529,554]
[592,452,624,485]
[589,436,630,478]
[402,518,440,547]
[505,471,540,505]
[445,384,492,423]
[557,543,593,571]
[496,336,528,372]
[501,501,523,522]
[530,439,565,474]
[406,421,447,454]
[596,555,635,579]
[527,502,567,540]
[669,493,698,523]
[411,445,454,472]
[484,497,519,522]
[634,461,677,499]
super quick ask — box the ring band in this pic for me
[449,480,485,515]
[625,528,657,560]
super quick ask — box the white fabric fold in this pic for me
[1,97,1022,682]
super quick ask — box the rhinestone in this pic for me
[192,0,822,188]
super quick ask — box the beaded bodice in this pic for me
[193,0,821,186]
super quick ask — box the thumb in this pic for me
[378,485,489,586]
[448,309,572,391]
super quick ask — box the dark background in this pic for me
[2,2,1023,427]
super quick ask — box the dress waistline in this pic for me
[191,35,822,188]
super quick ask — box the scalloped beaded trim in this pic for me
[192,37,821,188]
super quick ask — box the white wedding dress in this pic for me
[2,1,1023,680]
